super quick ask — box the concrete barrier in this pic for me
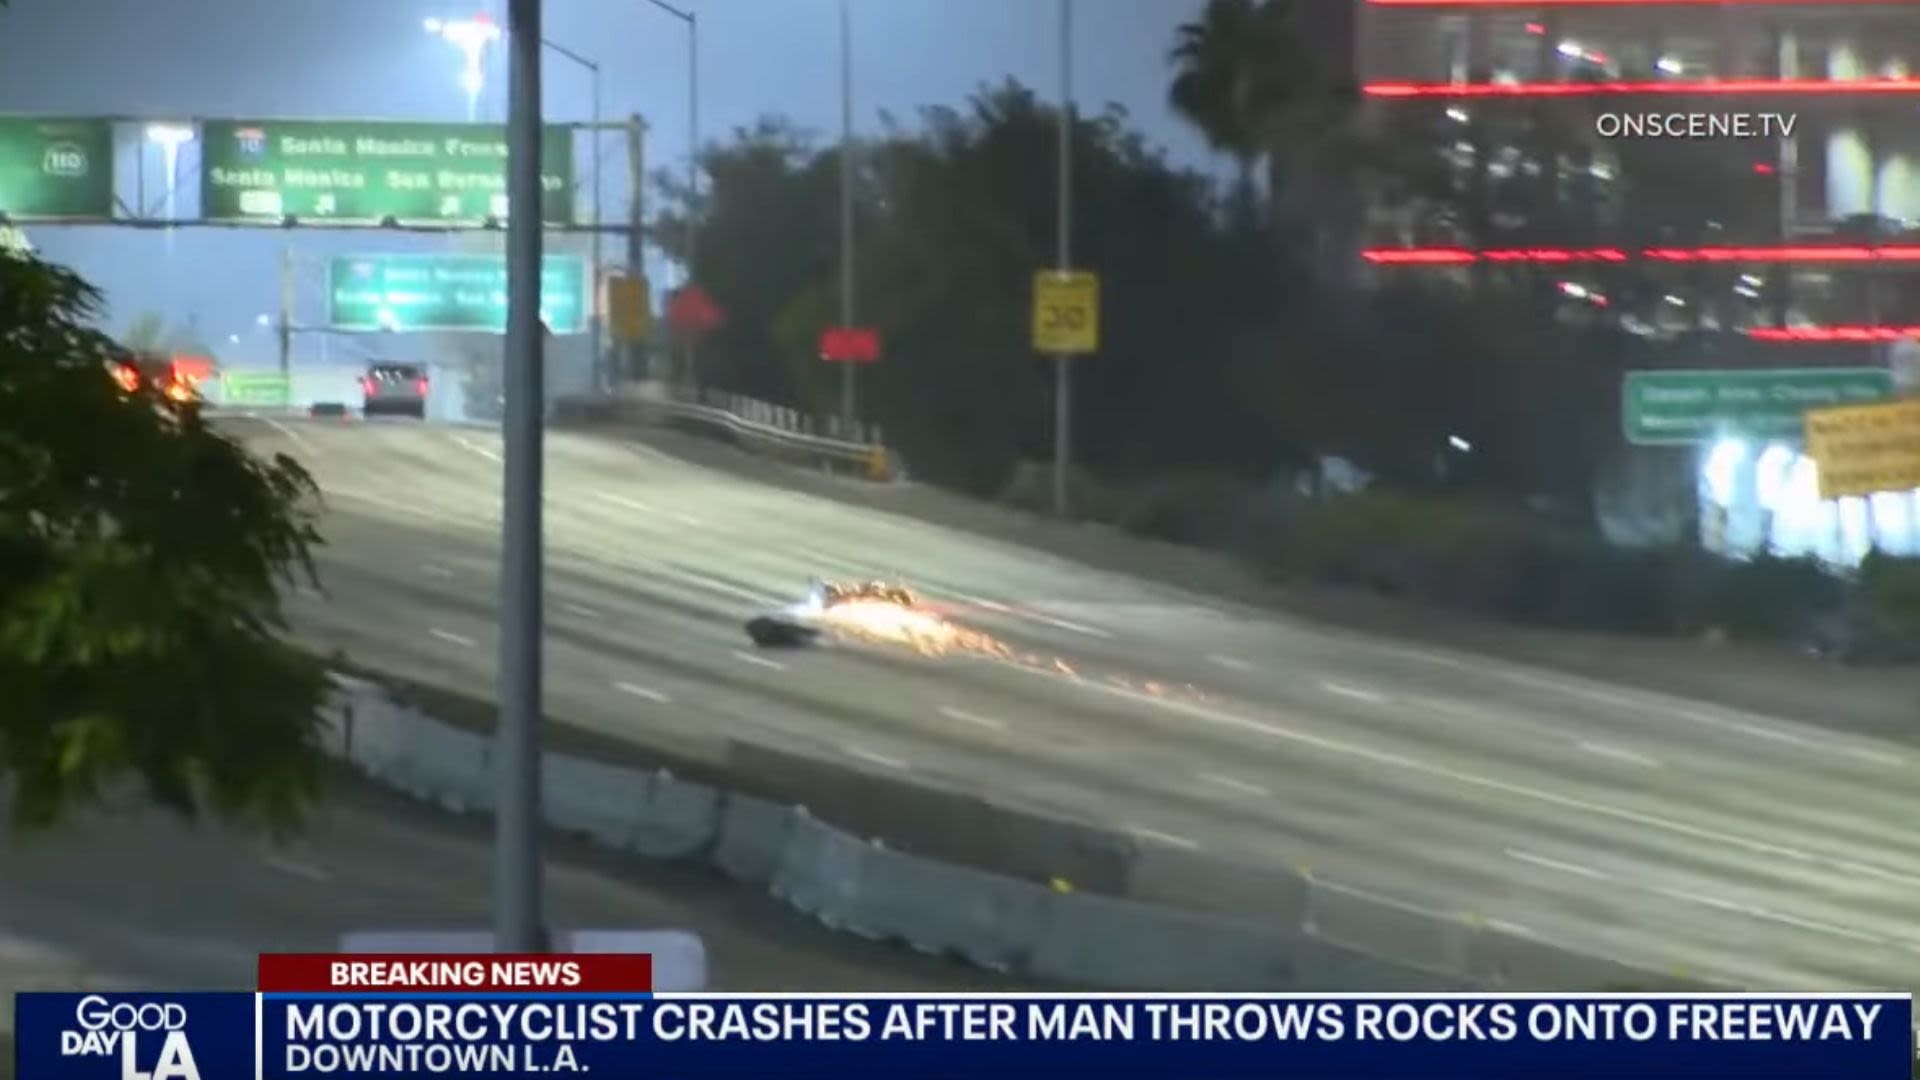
[318,669,1721,993]
[712,794,802,884]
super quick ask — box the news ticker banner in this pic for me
[11,954,1914,1080]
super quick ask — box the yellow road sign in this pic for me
[1032,270,1099,354]
[1803,397,1920,499]
[607,273,652,342]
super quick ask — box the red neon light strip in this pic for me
[1366,79,1920,98]
[1365,246,1920,264]
[1748,326,1920,343]
[1369,0,1910,6]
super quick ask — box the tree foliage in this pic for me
[652,77,1623,505]
[0,250,329,831]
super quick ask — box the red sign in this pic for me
[666,285,724,338]
[819,325,881,363]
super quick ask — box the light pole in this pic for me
[143,123,194,222]
[639,0,701,382]
[499,0,547,953]
[425,14,502,122]
[837,0,857,437]
[537,38,605,391]
[1051,0,1075,519]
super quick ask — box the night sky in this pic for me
[0,0,1216,364]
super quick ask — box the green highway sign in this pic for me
[327,253,588,334]
[220,371,292,407]
[0,116,113,220]
[201,120,573,226]
[1622,367,1894,446]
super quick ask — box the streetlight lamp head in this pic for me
[144,122,195,146]
[424,17,443,32]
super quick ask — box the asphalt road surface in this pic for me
[230,415,1917,992]
[0,774,1025,1010]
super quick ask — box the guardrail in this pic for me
[321,673,1723,992]
[558,382,897,481]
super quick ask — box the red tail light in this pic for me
[415,378,429,396]
[361,376,376,395]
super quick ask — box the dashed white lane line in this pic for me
[595,492,655,513]
[1055,670,1920,888]
[1505,849,1611,881]
[1320,681,1388,704]
[683,571,779,605]
[1028,613,1114,639]
[423,564,456,580]
[261,853,332,883]
[263,417,311,449]
[846,746,909,770]
[732,650,788,671]
[429,628,477,649]
[1654,886,1887,945]
[1199,772,1272,798]
[454,436,502,463]
[1209,655,1253,672]
[1576,741,1662,769]
[1129,826,1200,850]
[615,682,671,704]
[562,602,602,619]
[938,705,1006,731]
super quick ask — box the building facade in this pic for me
[1353,0,1920,562]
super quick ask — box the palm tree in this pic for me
[1167,0,1343,225]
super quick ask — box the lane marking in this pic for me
[1505,849,1611,881]
[614,681,671,704]
[673,513,703,527]
[261,853,331,883]
[422,564,456,580]
[1576,741,1661,769]
[1486,919,1537,939]
[1321,681,1387,704]
[454,436,502,463]
[1028,612,1114,639]
[1129,826,1200,850]
[1199,772,1272,798]
[938,705,1006,731]
[1845,747,1907,768]
[1680,709,1810,747]
[1046,669,1920,888]
[595,492,655,513]
[968,596,1014,614]
[1653,886,1887,945]
[681,570,779,605]
[263,417,311,449]
[429,628,477,649]
[1209,655,1253,672]
[732,650,788,671]
[562,602,602,619]
[846,746,908,770]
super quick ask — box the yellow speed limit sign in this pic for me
[1032,270,1100,354]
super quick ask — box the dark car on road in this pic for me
[361,363,429,418]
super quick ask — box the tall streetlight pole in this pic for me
[639,0,701,384]
[1052,0,1075,518]
[838,0,857,436]
[498,0,547,953]
[538,38,605,391]
[425,14,502,121]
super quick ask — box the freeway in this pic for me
[0,774,1025,1005]
[239,415,1919,991]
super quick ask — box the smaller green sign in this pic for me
[0,116,113,220]
[1623,368,1894,446]
[327,253,587,334]
[221,372,292,407]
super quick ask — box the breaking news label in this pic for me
[10,955,1913,1079]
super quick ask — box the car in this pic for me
[109,349,200,404]
[361,363,429,418]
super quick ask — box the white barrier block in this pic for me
[543,754,648,848]
[628,774,720,859]
[712,795,799,883]
[567,930,708,991]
